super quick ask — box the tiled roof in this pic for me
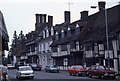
[51,4,120,46]
[0,11,9,42]
[80,4,120,43]
[25,23,47,44]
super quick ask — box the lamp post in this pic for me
[91,5,110,69]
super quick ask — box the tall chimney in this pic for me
[42,14,46,23]
[64,11,70,23]
[98,1,106,11]
[35,14,39,23]
[80,11,88,19]
[35,14,43,23]
[48,15,53,27]
[35,14,46,30]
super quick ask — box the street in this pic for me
[7,69,119,81]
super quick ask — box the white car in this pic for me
[45,65,60,73]
[16,66,34,79]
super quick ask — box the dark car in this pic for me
[15,62,25,69]
[68,65,87,76]
[87,65,116,79]
[45,65,60,73]
[30,64,42,71]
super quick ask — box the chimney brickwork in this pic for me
[98,1,106,11]
[80,11,88,19]
[64,11,70,23]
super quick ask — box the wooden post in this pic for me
[0,27,2,64]
[0,26,3,80]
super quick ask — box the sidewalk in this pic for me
[116,74,120,80]
[0,74,10,81]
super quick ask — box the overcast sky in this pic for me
[0,0,119,48]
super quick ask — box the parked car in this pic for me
[45,65,60,73]
[68,65,87,76]
[0,65,8,81]
[87,65,116,79]
[7,64,15,69]
[15,62,25,69]
[30,64,42,71]
[16,66,34,79]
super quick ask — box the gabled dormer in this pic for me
[61,29,64,38]
[55,31,58,40]
[51,26,54,36]
[58,32,61,40]
[75,24,80,34]
[67,27,71,36]
[46,28,49,37]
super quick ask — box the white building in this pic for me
[36,15,53,69]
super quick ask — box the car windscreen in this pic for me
[31,64,37,67]
[50,65,58,68]
[19,67,32,71]
[74,66,83,69]
[96,66,105,70]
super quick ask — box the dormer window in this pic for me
[55,31,58,40]
[64,31,67,37]
[68,27,70,30]
[43,31,45,38]
[51,26,54,36]
[58,33,61,39]
[61,29,64,38]
[71,29,75,34]
[46,29,49,37]
[75,24,80,34]
[67,30,71,36]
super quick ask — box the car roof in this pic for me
[18,66,31,68]
[91,65,104,67]
[0,65,4,67]
[72,65,83,66]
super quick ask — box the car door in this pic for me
[93,66,99,76]
[89,66,96,76]
[16,67,20,76]
[72,66,77,74]
[68,66,74,74]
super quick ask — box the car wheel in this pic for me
[88,74,92,78]
[16,75,20,79]
[49,70,51,73]
[57,70,59,73]
[31,76,34,79]
[112,76,115,79]
[16,76,18,79]
[70,73,72,76]
[76,73,79,76]
[100,75,105,79]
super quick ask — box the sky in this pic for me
[0,0,119,53]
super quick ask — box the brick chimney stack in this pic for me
[64,11,70,23]
[35,14,46,23]
[42,14,46,23]
[98,1,106,11]
[80,11,88,19]
[35,14,39,23]
[48,15,53,27]
[35,14,46,30]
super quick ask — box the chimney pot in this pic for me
[80,11,88,19]
[98,1,106,11]
[64,11,70,23]
[48,15,53,27]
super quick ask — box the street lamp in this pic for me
[91,5,110,69]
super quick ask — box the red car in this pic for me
[68,65,87,76]
[87,65,116,79]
